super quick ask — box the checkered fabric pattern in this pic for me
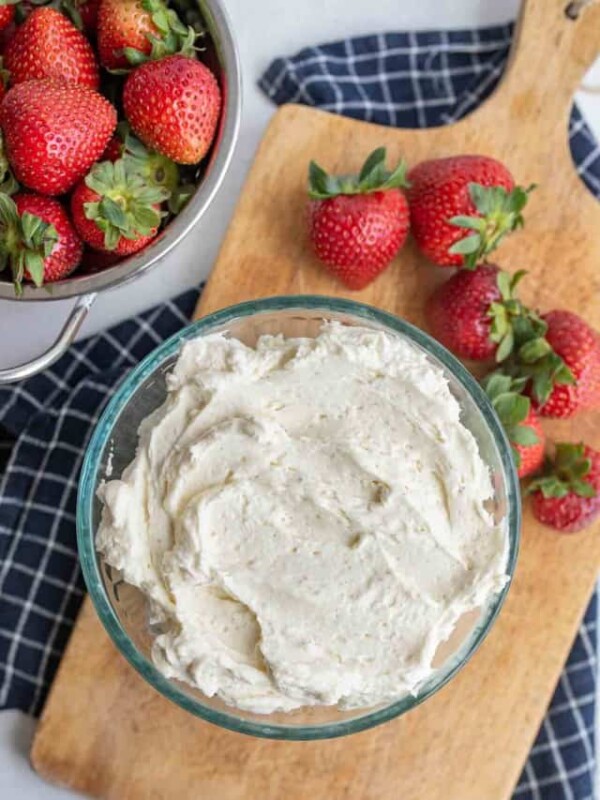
[260,24,600,799]
[0,289,199,715]
[0,22,596,800]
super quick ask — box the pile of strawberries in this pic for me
[0,0,221,292]
[307,148,600,534]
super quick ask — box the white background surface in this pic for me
[1,0,599,797]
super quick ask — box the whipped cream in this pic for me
[96,323,508,713]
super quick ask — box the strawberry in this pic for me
[79,246,122,273]
[1,79,117,195]
[0,59,9,105]
[0,191,82,293]
[511,310,600,418]
[123,54,221,165]
[0,3,15,32]
[483,373,545,479]
[102,134,124,163]
[407,156,533,268]
[62,0,100,33]
[70,159,168,255]
[0,20,16,55]
[426,265,546,362]
[307,147,410,290]
[529,443,600,533]
[5,8,99,89]
[97,0,196,71]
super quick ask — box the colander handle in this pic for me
[0,293,97,384]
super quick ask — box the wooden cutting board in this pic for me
[31,1,600,798]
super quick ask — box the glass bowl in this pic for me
[77,295,521,740]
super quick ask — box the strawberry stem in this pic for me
[482,372,539,468]
[449,182,536,269]
[308,147,409,200]
[481,268,575,402]
[83,159,169,251]
[117,0,200,68]
[485,269,546,363]
[527,443,596,499]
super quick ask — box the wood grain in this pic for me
[31,1,600,797]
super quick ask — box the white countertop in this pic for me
[1,0,599,797]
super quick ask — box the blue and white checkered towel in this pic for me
[0,23,598,800]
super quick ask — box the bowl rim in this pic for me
[77,294,521,740]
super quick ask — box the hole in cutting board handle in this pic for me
[564,0,594,19]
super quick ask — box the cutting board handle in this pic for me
[475,0,600,150]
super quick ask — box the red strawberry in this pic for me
[71,159,167,256]
[407,156,533,268]
[123,54,221,165]
[0,192,82,293]
[529,444,600,533]
[0,21,16,56]
[1,79,117,195]
[97,0,196,70]
[79,247,122,274]
[65,0,100,33]
[483,373,545,479]
[0,4,14,32]
[539,311,600,416]
[102,134,124,163]
[5,8,99,89]
[307,147,410,290]
[513,310,600,418]
[426,265,546,362]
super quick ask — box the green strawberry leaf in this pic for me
[23,251,45,287]
[123,47,148,66]
[482,372,513,400]
[532,371,553,405]
[496,270,512,300]
[495,328,514,363]
[308,148,408,199]
[528,442,596,499]
[469,183,493,215]
[518,337,552,363]
[448,215,484,231]
[308,161,337,199]
[150,6,170,33]
[448,233,481,255]
[100,198,128,230]
[493,391,529,427]
[358,147,386,183]
[0,193,19,227]
[509,425,539,446]
[133,204,161,229]
[572,480,596,498]
[449,182,535,269]
[555,362,576,385]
